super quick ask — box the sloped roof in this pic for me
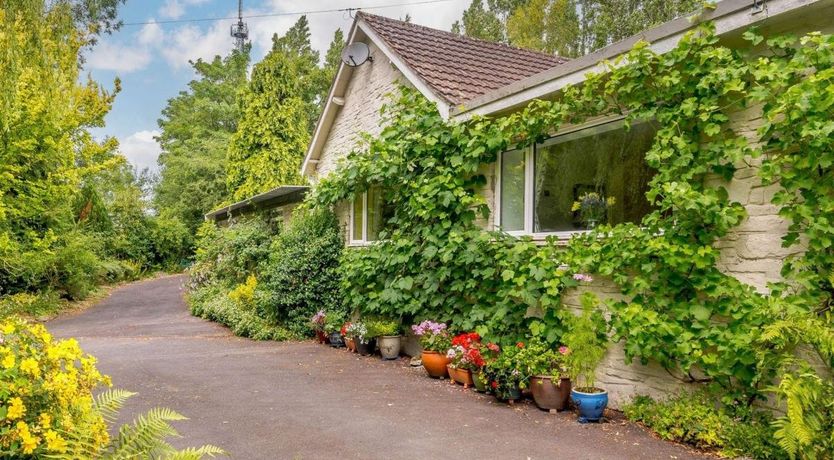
[358,12,568,105]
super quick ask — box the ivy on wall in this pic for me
[308,21,834,456]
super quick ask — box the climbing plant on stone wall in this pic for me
[309,21,834,457]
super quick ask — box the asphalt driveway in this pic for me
[48,275,710,459]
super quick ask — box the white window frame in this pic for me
[495,116,628,240]
[349,192,370,244]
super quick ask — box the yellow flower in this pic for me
[7,397,25,420]
[2,353,14,369]
[2,323,15,335]
[30,324,51,344]
[20,357,40,377]
[44,430,67,453]
[16,421,39,454]
[39,412,52,429]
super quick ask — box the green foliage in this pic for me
[623,392,783,458]
[453,0,700,57]
[190,217,278,288]
[482,343,526,397]
[155,48,250,233]
[0,0,120,299]
[309,17,834,457]
[366,319,400,337]
[188,284,295,341]
[561,293,607,389]
[513,336,566,378]
[256,208,344,335]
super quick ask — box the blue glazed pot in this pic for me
[570,388,608,423]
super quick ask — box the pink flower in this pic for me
[558,346,570,355]
[572,273,593,283]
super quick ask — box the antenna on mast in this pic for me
[230,0,248,52]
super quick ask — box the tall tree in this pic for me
[507,0,581,56]
[226,28,310,201]
[0,0,120,291]
[273,15,322,133]
[317,28,345,104]
[155,47,250,232]
[453,0,700,57]
[451,0,504,42]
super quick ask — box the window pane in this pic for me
[367,187,381,241]
[500,149,525,232]
[352,194,364,241]
[534,122,656,232]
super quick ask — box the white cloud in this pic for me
[159,0,210,20]
[160,22,234,69]
[86,22,162,73]
[118,130,162,172]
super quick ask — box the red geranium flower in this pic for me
[487,342,500,353]
[491,381,498,389]
[516,342,525,348]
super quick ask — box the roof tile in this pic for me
[358,12,568,106]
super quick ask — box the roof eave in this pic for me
[299,14,453,180]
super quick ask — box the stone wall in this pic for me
[312,42,405,244]
[477,105,796,409]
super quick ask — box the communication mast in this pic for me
[230,0,248,52]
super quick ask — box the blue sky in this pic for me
[85,0,471,172]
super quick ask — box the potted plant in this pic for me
[373,319,402,360]
[472,342,499,393]
[411,320,451,378]
[565,293,609,422]
[483,342,526,403]
[347,321,374,355]
[445,332,481,388]
[324,313,345,348]
[341,322,356,352]
[517,337,572,411]
[310,310,327,344]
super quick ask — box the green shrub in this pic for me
[188,285,296,341]
[257,208,344,335]
[50,231,105,300]
[623,392,784,458]
[191,217,277,288]
[0,292,62,318]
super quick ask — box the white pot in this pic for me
[377,335,402,360]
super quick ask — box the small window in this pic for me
[499,149,526,232]
[497,120,656,236]
[350,187,393,243]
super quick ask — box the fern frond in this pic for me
[165,445,227,460]
[94,389,136,423]
[105,407,187,460]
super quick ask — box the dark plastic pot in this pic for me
[496,385,522,402]
[571,388,608,422]
[530,376,571,411]
[356,338,376,356]
[472,371,488,393]
[328,331,344,347]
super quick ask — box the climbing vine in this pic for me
[309,21,834,457]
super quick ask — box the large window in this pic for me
[497,120,656,236]
[350,188,393,243]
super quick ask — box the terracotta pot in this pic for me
[421,351,450,378]
[447,365,474,388]
[530,376,571,411]
[356,338,376,356]
[345,337,356,352]
[377,335,401,360]
[315,330,327,344]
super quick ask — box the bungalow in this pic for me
[296,0,834,407]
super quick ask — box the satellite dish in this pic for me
[341,42,372,67]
